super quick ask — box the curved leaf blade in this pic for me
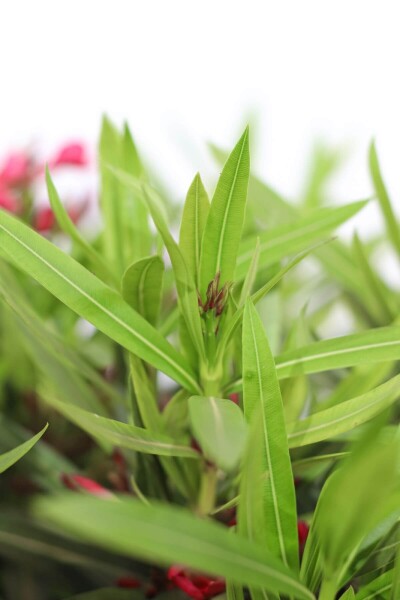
[0,210,200,393]
[287,374,400,448]
[40,391,199,459]
[199,127,250,295]
[35,495,315,599]
[236,201,367,281]
[0,424,48,474]
[241,300,299,570]
[179,173,210,286]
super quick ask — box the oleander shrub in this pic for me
[0,120,399,600]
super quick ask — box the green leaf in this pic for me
[286,374,400,448]
[46,168,118,287]
[99,116,125,273]
[241,300,299,570]
[338,587,355,599]
[317,432,400,581]
[236,201,367,281]
[352,233,395,322]
[179,173,210,286]
[0,209,200,393]
[35,495,315,599]
[227,325,400,392]
[199,127,250,296]
[354,569,393,599]
[218,245,315,362]
[188,396,247,472]
[0,424,48,474]
[226,581,245,600]
[39,389,199,459]
[238,237,260,306]
[369,140,400,259]
[122,255,164,326]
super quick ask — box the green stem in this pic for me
[197,464,218,516]
[319,578,337,600]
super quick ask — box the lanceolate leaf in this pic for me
[235,201,367,281]
[0,425,48,474]
[179,173,210,286]
[39,391,199,459]
[188,396,247,472]
[354,569,393,599]
[286,374,400,448]
[122,255,164,326]
[0,209,200,393]
[242,300,299,570]
[227,325,400,392]
[35,495,315,599]
[369,140,400,260]
[199,127,250,296]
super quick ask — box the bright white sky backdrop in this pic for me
[1,0,400,234]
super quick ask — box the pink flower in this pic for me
[0,152,32,187]
[50,142,88,168]
[0,187,20,213]
[61,473,114,499]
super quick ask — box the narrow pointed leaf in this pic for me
[369,140,400,259]
[0,424,48,473]
[199,127,250,295]
[354,570,393,599]
[179,173,210,286]
[236,201,367,280]
[188,396,247,472]
[40,391,199,459]
[287,374,400,448]
[35,495,315,599]
[242,300,299,570]
[227,325,400,392]
[0,209,200,393]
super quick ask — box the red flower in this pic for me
[50,142,88,168]
[297,520,309,549]
[168,566,225,600]
[61,473,114,499]
[34,207,55,232]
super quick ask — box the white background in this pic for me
[1,0,400,229]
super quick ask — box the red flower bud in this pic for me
[34,207,55,232]
[297,520,309,547]
[61,473,113,499]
